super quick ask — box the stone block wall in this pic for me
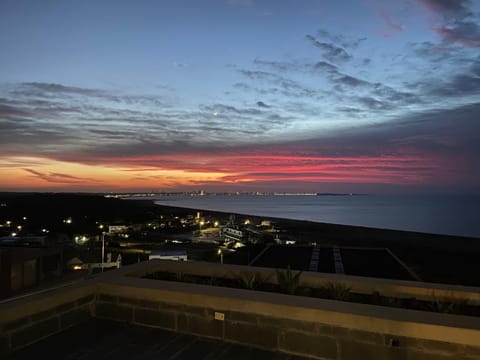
[2,259,480,360]
[0,294,95,355]
[94,293,480,360]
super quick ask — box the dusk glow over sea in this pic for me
[1,0,479,194]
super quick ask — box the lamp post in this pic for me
[101,232,105,272]
[217,248,223,264]
[99,224,105,272]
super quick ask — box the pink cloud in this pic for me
[378,5,404,33]
[416,0,480,47]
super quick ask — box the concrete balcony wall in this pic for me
[95,273,480,360]
[127,259,480,305]
[0,282,96,354]
[1,260,480,359]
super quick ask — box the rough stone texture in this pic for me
[317,324,351,339]
[224,320,278,349]
[60,306,91,329]
[406,348,471,360]
[96,293,117,303]
[95,303,133,323]
[134,308,176,330]
[30,301,76,322]
[349,329,385,345]
[279,330,337,360]
[226,311,262,325]
[6,319,312,360]
[76,294,95,307]
[117,296,160,310]
[10,317,60,349]
[1,316,31,332]
[266,317,319,334]
[225,312,317,334]
[181,304,213,318]
[177,314,224,339]
[415,338,466,356]
[0,335,9,354]
[384,334,420,349]
[463,345,480,359]
[157,301,187,313]
[338,340,408,360]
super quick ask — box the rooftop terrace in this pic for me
[1,260,480,359]
[9,318,308,360]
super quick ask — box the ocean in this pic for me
[151,194,480,238]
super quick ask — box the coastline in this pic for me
[152,202,480,247]
[151,193,480,238]
[152,202,480,286]
[1,192,478,286]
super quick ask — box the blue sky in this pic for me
[0,0,479,193]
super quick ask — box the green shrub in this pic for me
[428,293,468,314]
[322,282,352,301]
[239,272,260,289]
[276,267,302,295]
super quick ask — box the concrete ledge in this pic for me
[2,261,480,359]
[121,259,480,305]
[0,282,96,354]
[96,276,480,348]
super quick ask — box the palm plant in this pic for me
[428,292,468,314]
[322,282,352,301]
[238,271,271,290]
[276,266,302,295]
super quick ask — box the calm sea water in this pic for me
[152,195,480,238]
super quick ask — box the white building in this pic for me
[67,252,122,272]
[149,250,187,261]
[220,226,245,243]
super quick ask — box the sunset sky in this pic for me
[1,0,479,193]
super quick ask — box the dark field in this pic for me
[317,247,335,273]
[251,246,417,281]
[251,246,313,270]
[340,248,414,281]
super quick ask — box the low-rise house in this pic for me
[66,252,121,272]
[220,226,245,243]
[148,250,187,261]
[0,245,63,299]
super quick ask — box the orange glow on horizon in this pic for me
[0,150,444,191]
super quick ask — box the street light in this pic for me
[101,232,105,272]
[98,224,106,272]
[217,248,223,264]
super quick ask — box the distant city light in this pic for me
[11,232,17,237]
[63,218,72,224]
[17,225,22,230]
[73,265,82,270]
[6,221,11,226]
[22,216,27,220]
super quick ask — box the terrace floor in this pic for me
[7,318,310,360]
